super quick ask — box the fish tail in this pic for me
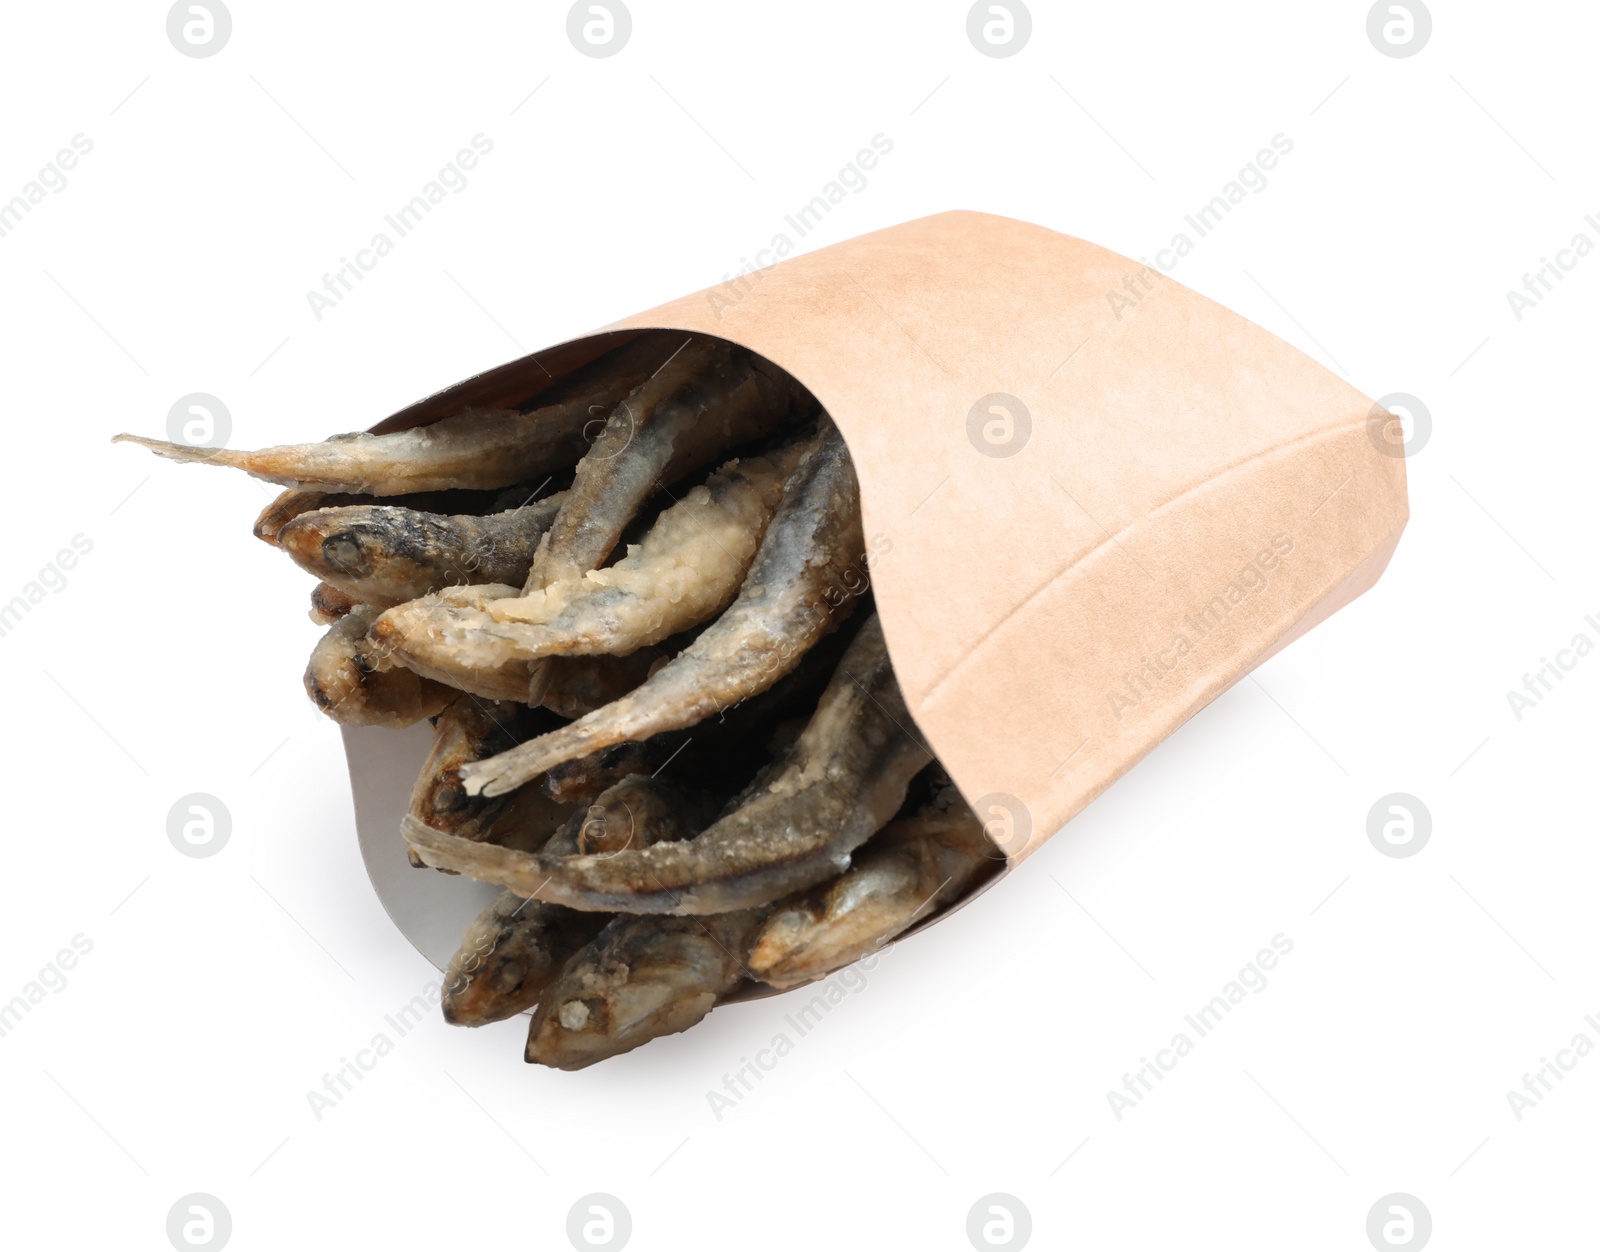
[111,433,246,469]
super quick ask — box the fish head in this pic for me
[279,506,431,585]
[441,923,536,1026]
[417,766,516,839]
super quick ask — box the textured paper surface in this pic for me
[363,210,1408,868]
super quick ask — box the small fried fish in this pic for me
[279,492,567,609]
[747,785,996,988]
[460,420,864,797]
[255,488,331,546]
[379,438,811,677]
[368,585,548,703]
[524,337,804,592]
[436,776,719,1026]
[408,616,931,914]
[409,697,542,841]
[304,604,453,727]
[113,334,681,494]
[524,909,764,1070]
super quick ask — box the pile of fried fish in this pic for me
[118,332,999,1069]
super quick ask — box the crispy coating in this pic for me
[408,616,932,914]
[538,618,862,805]
[260,484,540,547]
[439,776,710,1026]
[459,421,864,798]
[279,492,566,609]
[158,330,1001,1067]
[112,334,680,494]
[404,771,720,887]
[524,338,804,592]
[571,775,722,856]
[746,786,996,988]
[442,892,608,1027]
[114,408,573,495]
[524,909,764,1070]
[372,589,675,711]
[304,605,453,728]
[369,585,546,703]
[379,444,807,679]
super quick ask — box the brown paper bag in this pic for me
[362,210,1406,894]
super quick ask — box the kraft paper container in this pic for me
[344,209,1409,974]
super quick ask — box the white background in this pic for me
[1,1,1595,1248]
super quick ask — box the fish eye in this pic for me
[431,782,468,814]
[322,534,366,572]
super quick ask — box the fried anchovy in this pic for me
[538,618,860,805]
[372,586,651,706]
[259,484,528,546]
[255,488,330,546]
[460,420,863,797]
[437,794,608,1017]
[409,697,537,841]
[382,440,810,679]
[404,772,718,882]
[111,334,678,494]
[573,775,721,856]
[746,786,995,988]
[433,776,720,1026]
[524,909,764,1069]
[410,616,931,914]
[369,585,546,703]
[279,492,567,609]
[304,604,454,727]
[441,892,608,1027]
[405,696,557,871]
[524,338,804,592]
